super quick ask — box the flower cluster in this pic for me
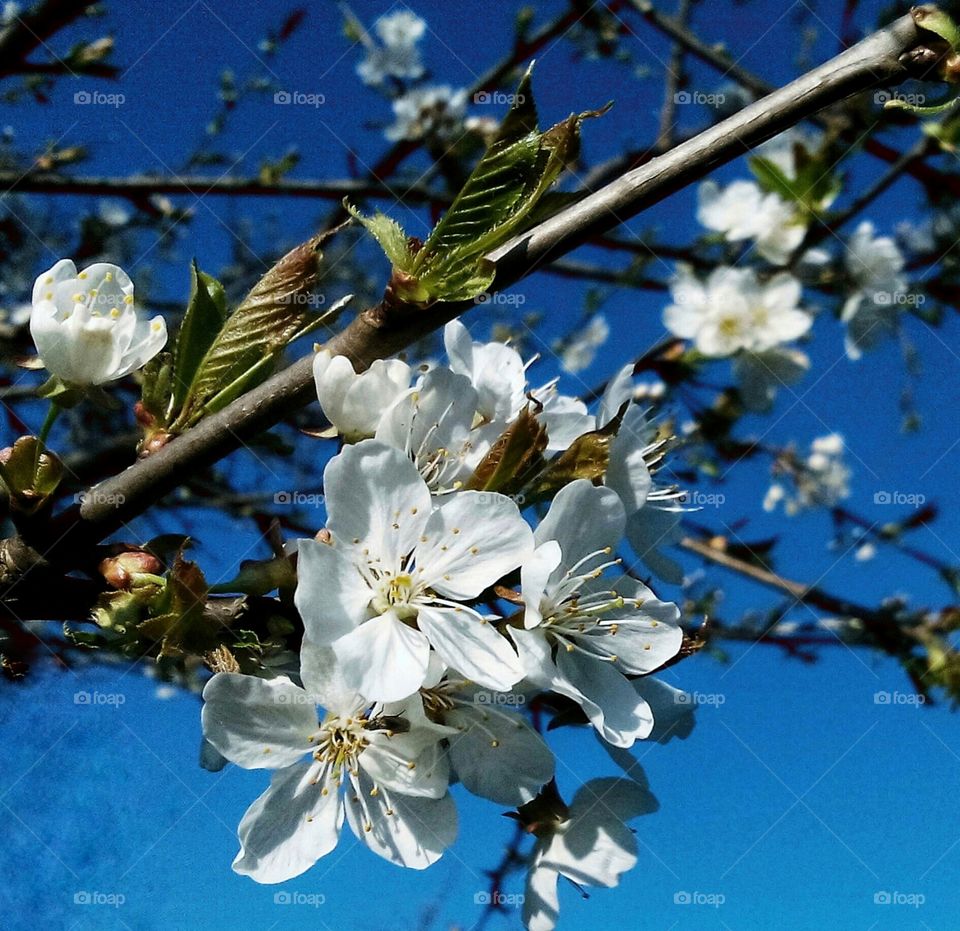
[663,265,813,411]
[764,432,851,514]
[202,321,695,928]
[351,8,469,144]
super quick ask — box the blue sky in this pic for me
[2,0,960,928]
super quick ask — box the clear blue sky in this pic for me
[2,1,959,928]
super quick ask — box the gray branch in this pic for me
[24,10,942,566]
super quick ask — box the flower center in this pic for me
[312,714,369,778]
[370,570,423,619]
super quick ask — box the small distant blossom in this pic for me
[698,179,806,266]
[756,128,821,181]
[841,221,910,360]
[385,85,468,142]
[765,433,851,515]
[663,266,812,358]
[523,778,657,931]
[560,314,609,373]
[30,259,166,386]
[356,9,426,86]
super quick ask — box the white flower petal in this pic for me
[417,604,523,691]
[416,491,532,599]
[345,771,457,869]
[445,703,554,805]
[232,762,343,883]
[201,673,315,769]
[323,439,431,567]
[295,538,371,644]
[331,611,430,702]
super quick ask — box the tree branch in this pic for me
[15,10,941,571]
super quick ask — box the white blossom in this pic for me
[295,440,533,703]
[697,179,806,265]
[765,433,851,514]
[511,481,683,747]
[313,349,412,442]
[201,644,457,882]
[841,221,910,360]
[385,85,468,142]
[523,778,657,931]
[663,266,812,358]
[356,10,426,86]
[560,315,609,373]
[30,258,166,386]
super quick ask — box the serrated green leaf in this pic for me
[172,234,342,430]
[347,64,607,305]
[344,202,416,272]
[172,261,227,409]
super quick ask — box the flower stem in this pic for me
[34,402,60,473]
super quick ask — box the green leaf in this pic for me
[344,202,416,272]
[172,261,227,409]
[347,64,608,306]
[172,233,348,430]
